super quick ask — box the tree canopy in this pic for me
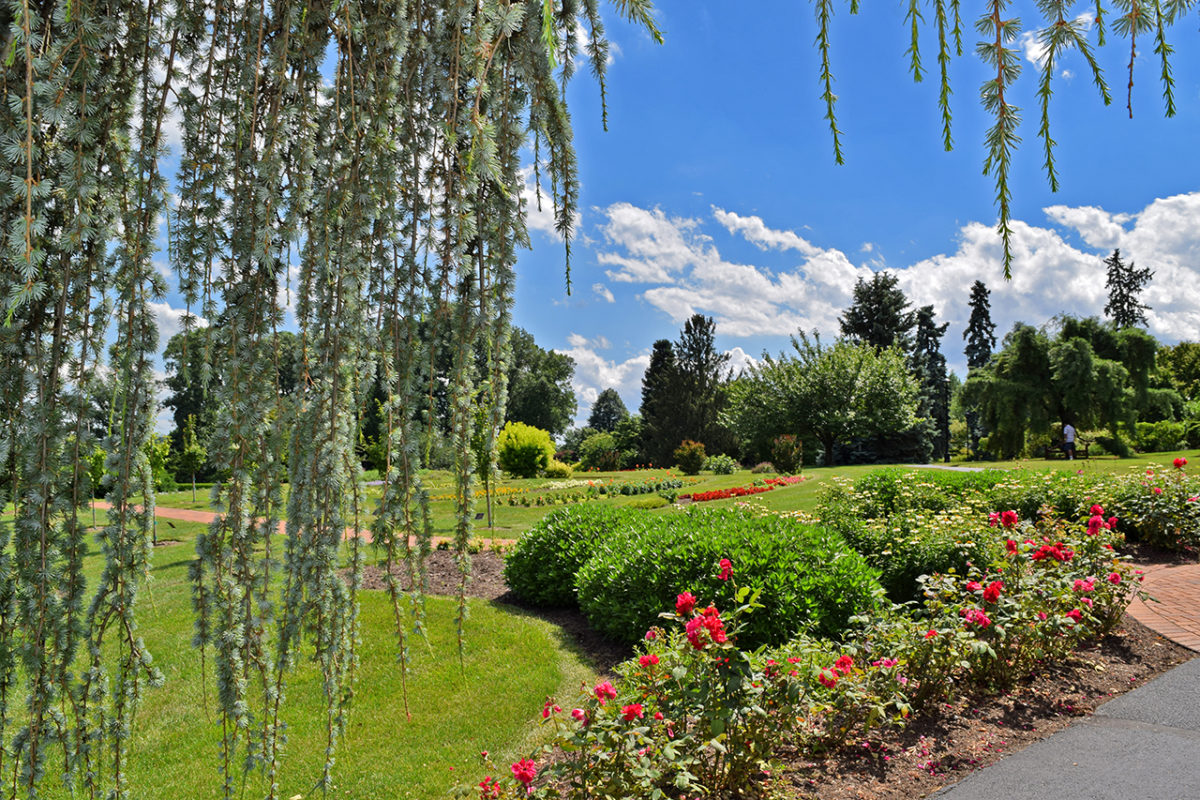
[839,272,915,354]
[1104,249,1154,330]
[725,335,919,467]
[505,327,577,436]
[963,317,1171,457]
[587,387,630,432]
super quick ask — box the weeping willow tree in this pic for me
[0,1,1194,798]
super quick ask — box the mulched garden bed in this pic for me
[357,550,1197,799]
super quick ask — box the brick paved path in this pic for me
[1125,562,1200,651]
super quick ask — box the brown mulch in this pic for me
[356,550,633,673]
[781,616,1193,799]
[357,551,1197,799]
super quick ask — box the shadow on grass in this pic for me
[488,593,634,676]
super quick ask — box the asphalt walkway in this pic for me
[936,560,1200,799]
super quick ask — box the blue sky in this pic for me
[506,2,1200,425]
[147,3,1200,431]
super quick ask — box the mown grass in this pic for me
[127,446,1200,537]
[0,516,596,799]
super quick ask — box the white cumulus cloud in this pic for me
[584,192,1200,375]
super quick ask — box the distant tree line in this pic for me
[148,247,1195,481]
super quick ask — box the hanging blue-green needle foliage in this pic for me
[0,1,658,797]
[813,0,1196,278]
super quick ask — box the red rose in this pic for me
[675,592,696,616]
[718,558,732,581]
[983,580,1003,604]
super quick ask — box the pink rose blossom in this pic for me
[718,558,733,581]
[639,654,659,668]
[511,758,537,786]
[593,681,617,705]
[621,703,644,722]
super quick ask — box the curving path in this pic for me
[1125,561,1200,652]
[92,501,518,547]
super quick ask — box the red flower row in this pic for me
[681,475,802,503]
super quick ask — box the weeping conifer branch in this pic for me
[1,2,657,796]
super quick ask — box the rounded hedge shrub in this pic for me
[503,505,641,608]
[497,421,555,478]
[543,458,573,478]
[575,507,883,648]
[703,453,739,475]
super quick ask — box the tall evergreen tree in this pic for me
[912,306,951,462]
[640,339,678,467]
[674,314,733,453]
[588,388,629,432]
[962,281,997,457]
[963,281,998,369]
[839,272,915,353]
[1104,249,1153,329]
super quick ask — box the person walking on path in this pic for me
[1062,421,1076,460]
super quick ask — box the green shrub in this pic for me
[627,495,668,510]
[826,513,998,602]
[544,458,573,479]
[503,505,640,607]
[578,432,622,471]
[673,440,706,475]
[575,508,883,648]
[770,434,803,474]
[497,421,555,478]
[704,453,738,475]
[1133,420,1188,454]
[749,461,775,474]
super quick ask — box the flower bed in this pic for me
[470,500,1146,800]
[681,475,802,503]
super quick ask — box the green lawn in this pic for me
[139,447,1200,537]
[0,516,596,799]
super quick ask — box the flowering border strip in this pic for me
[681,475,802,503]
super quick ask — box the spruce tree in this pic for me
[674,314,732,453]
[963,281,998,369]
[962,281,997,457]
[1104,249,1153,329]
[639,339,678,467]
[913,306,952,462]
[588,388,630,432]
[839,272,916,353]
